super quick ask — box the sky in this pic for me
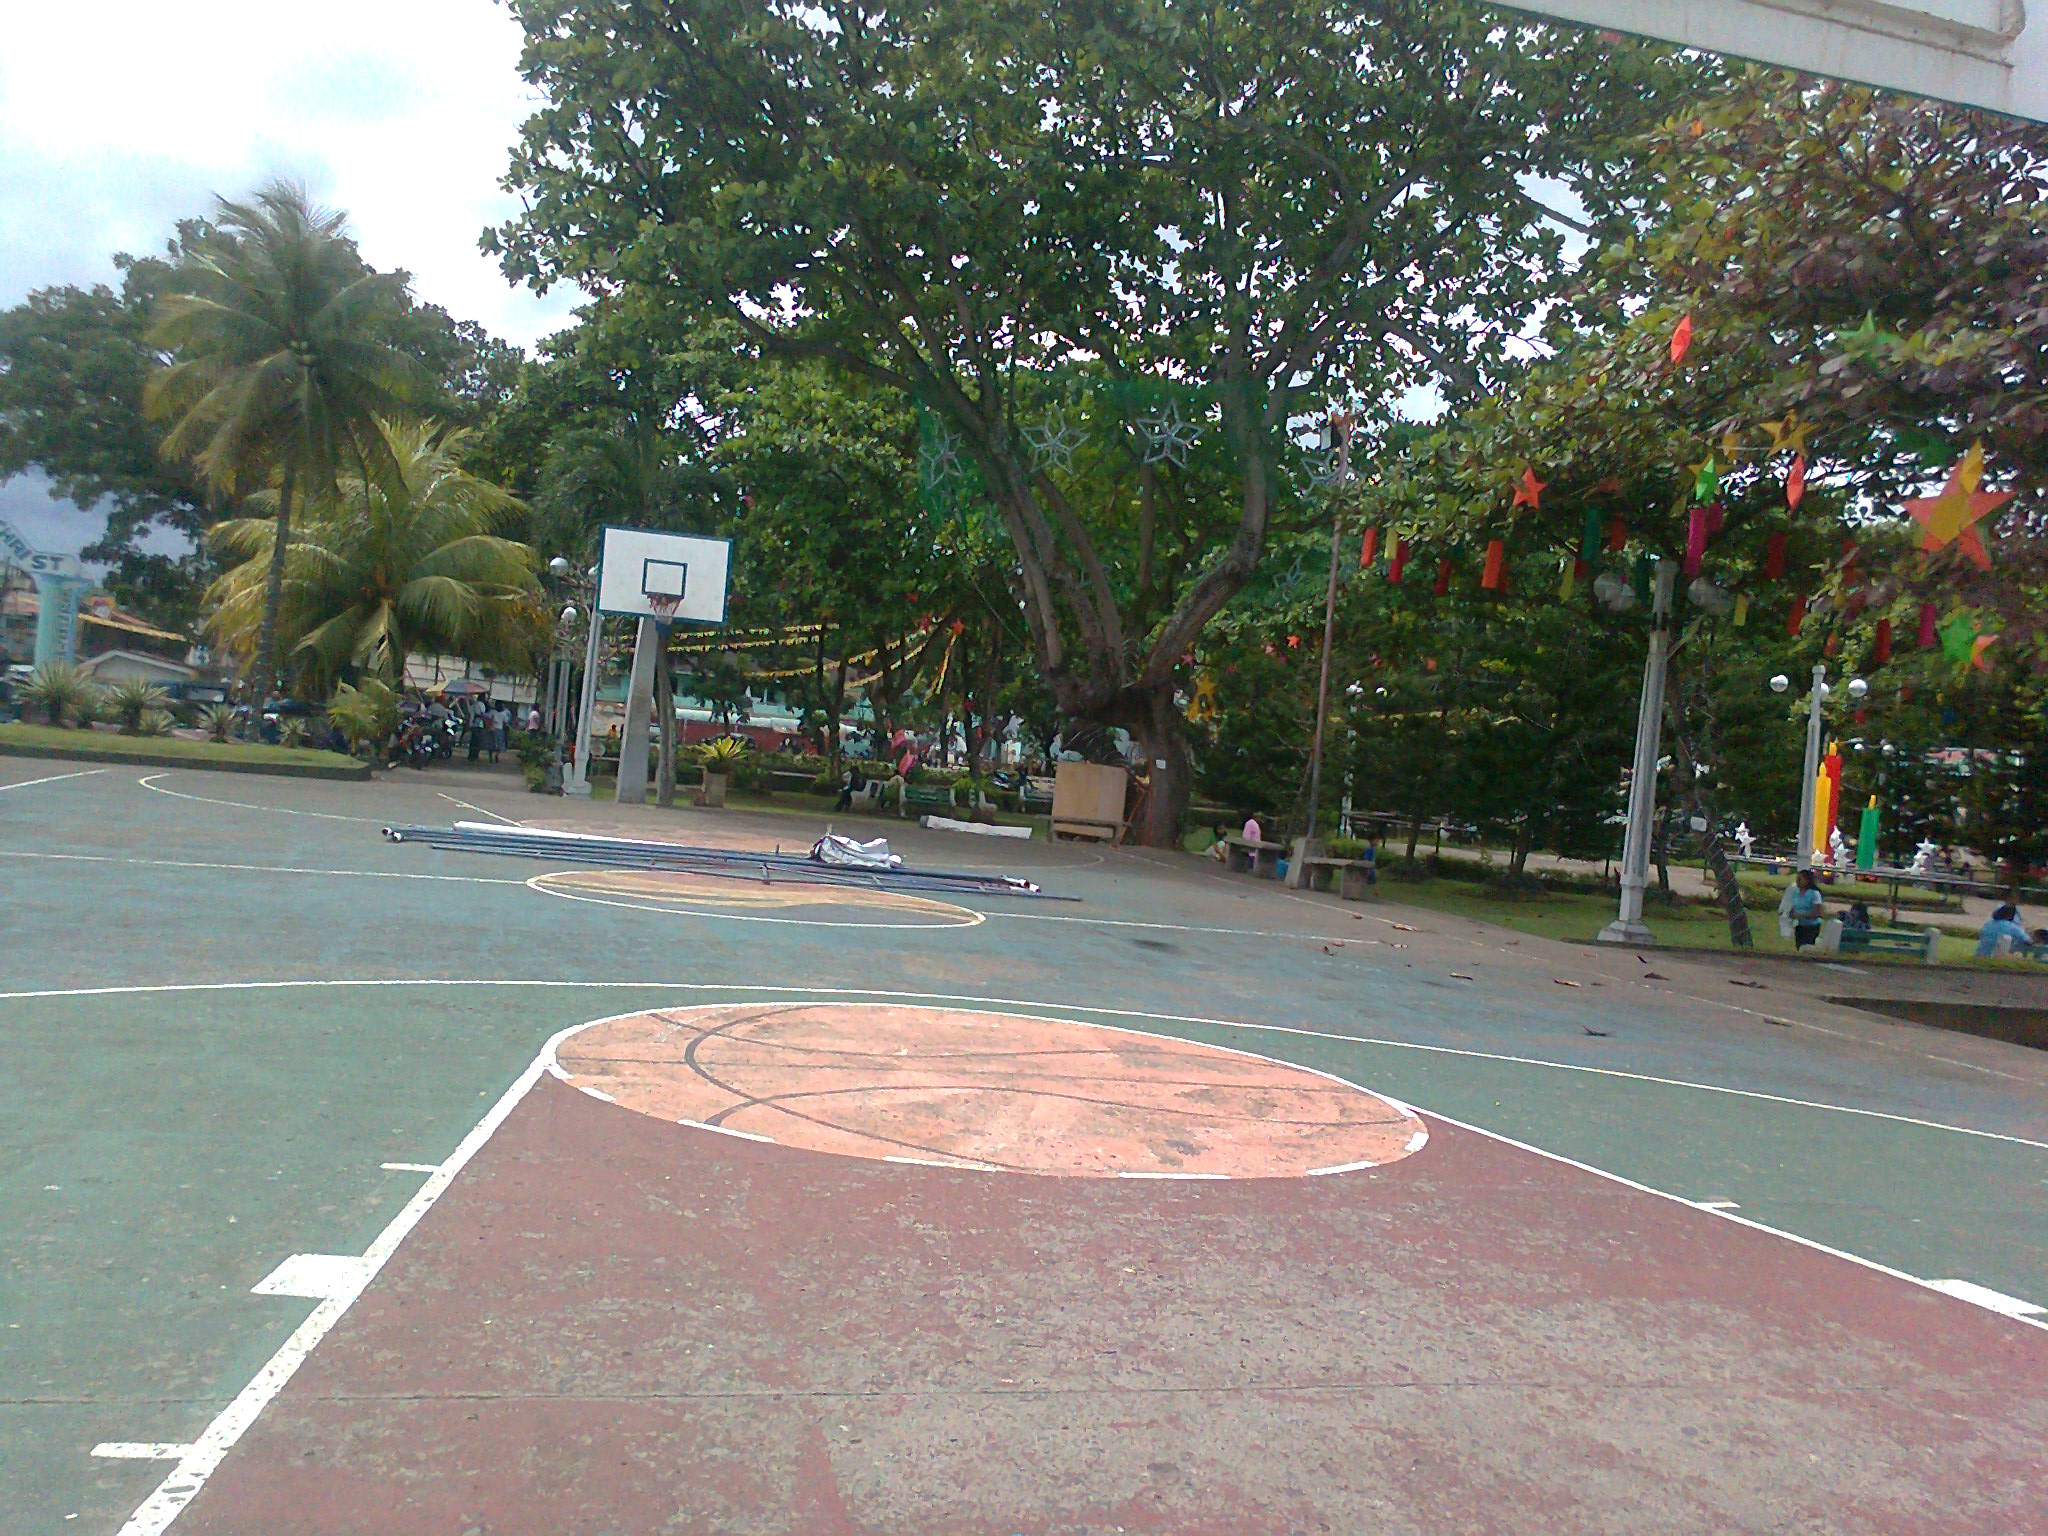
[1,0,580,563]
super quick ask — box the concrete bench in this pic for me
[1299,856,1378,901]
[1225,836,1288,878]
[1817,919,1940,963]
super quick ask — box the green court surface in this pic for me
[3,760,2045,1534]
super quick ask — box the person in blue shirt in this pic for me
[1975,904,2036,958]
[1778,869,1826,948]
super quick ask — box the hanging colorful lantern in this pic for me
[1433,556,1454,596]
[1692,456,1720,503]
[1580,507,1603,563]
[1786,453,1806,510]
[1359,526,1379,569]
[1683,505,1709,577]
[1670,313,1693,364]
[1607,514,1627,553]
[1917,603,1939,649]
[1764,531,1787,581]
[1387,537,1409,585]
[1481,538,1507,591]
[1873,618,1892,665]
[1786,593,1808,637]
[1732,594,1749,627]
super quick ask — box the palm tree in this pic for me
[144,181,425,704]
[204,420,546,692]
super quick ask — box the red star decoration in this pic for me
[1904,448,2009,570]
[1511,468,1545,510]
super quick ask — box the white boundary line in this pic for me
[134,773,384,823]
[109,985,2047,1535]
[437,792,522,826]
[0,849,528,886]
[0,767,108,792]
[5,977,2041,1154]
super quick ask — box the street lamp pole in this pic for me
[1598,558,1678,945]
[1794,662,1828,870]
[1301,414,1354,871]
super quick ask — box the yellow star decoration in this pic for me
[1903,441,2010,570]
[1720,429,1741,457]
[1764,413,1813,454]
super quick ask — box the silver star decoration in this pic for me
[919,423,964,489]
[1021,409,1087,474]
[1138,401,1200,467]
[1304,448,1358,492]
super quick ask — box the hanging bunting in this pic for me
[1904,441,2009,568]
[1481,539,1507,591]
[1683,506,1709,577]
[1387,536,1409,585]
[1764,531,1787,580]
[1918,602,1939,649]
[1786,593,1808,637]
[1512,468,1546,509]
[1873,617,1892,665]
[1359,526,1379,570]
[1607,514,1627,553]
[1732,594,1749,627]
[1670,313,1693,364]
[1786,453,1806,510]
[1432,556,1454,597]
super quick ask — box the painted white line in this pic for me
[677,1118,777,1144]
[1117,1170,1231,1181]
[437,791,521,826]
[379,1162,441,1174]
[882,1154,1001,1171]
[250,1254,371,1301]
[92,1444,192,1461]
[0,767,108,792]
[1697,1199,1741,1210]
[0,849,528,887]
[3,979,2041,1152]
[1307,1159,1378,1176]
[985,909,1372,945]
[134,772,385,823]
[577,1085,617,1103]
[115,1015,585,1536]
[1926,1278,2046,1318]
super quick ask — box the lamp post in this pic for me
[1773,666,1865,868]
[1597,558,1678,945]
[1293,413,1355,888]
[564,563,604,798]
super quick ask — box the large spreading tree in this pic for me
[492,0,1699,842]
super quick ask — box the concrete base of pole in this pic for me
[1285,836,1320,890]
[614,618,658,806]
[1596,916,1657,945]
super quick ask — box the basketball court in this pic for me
[5,755,2047,1534]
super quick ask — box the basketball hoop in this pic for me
[646,591,680,621]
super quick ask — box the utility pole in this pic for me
[1292,413,1354,889]
[1598,559,1679,945]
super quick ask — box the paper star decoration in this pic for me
[1511,467,1545,509]
[1138,402,1201,468]
[1692,455,1719,503]
[1904,442,2009,569]
[1937,612,1998,670]
[918,423,964,487]
[1020,409,1086,474]
[1765,413,1813,454]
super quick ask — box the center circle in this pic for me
[551,1003,1428,1178]
[529,868,983,929]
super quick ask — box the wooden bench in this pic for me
[1299,856,1379,901]
[1020,776,1056,816]
[1225,836,1288,878]
[1818,919,1940,963]
[900,783,956,818]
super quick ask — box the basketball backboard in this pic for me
[1506,0,2048,120]
[596,526,730,626]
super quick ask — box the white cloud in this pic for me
[0,0,580,349]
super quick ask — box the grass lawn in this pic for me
[1373,870,2005,969]
[0,722,367,779]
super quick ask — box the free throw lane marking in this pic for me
[250,1255,371,1301]
[0,767,108,792]
[379,1161,441,1174]
[0,849,528,886]
[134,773,383,823]
[92,1445,193,1461]
[1926,1279,2046,1318]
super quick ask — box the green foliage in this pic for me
[21,663,97,728]
[700,735,749,770]
[205,420,543,693]
[202,703,238,742]
[103,677,171,734]
[325,677,399,754]
[135,707,175,738]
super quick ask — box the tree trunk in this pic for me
[827,649,847,782]
[1666,681,1753,948]
[654,638,677,808]
[1510,816,1534,878]
[1653,807,1672,895]
[1121,685,1192,849]
[250,461,295,710]
[1405,812,1422,863]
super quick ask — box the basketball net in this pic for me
[647,592,680,621]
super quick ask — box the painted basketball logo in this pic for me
[551,1002,1429,1179]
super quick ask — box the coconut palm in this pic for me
[204,420,545,692]
[144,181,425,705]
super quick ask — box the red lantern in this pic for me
[1683,506,1708,577]
[1786,593,1808,637]
[1873,618,1893,665]
[1917,602,1938,649]
[1764,531,1787,580]
[1787,453,1806,509]
[1606,514,1627,553]
[1481,539,1506,591]
[1359,527,1379,569]
[1433,557,1454,597]
[1387,537,1409,584]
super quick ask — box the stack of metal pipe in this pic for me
[381,821,1067,900]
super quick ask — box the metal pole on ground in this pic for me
[1599,559,1677,945]
[566,596,604,799]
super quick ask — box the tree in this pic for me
[492,0,1700,843]
[203,420,543,693]
[145,182,426,703]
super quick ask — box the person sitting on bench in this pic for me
[835,764,867,812]
[1838,901,1873,952]
[1975,904,2036,958]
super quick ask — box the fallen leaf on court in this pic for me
[1729,979,1766,989]
[1449,972,1475,980]
[1553,979,1582,987]
[1583,1027,1611,1037]
[1390,922,1416,931]
[1643,971,1669,980]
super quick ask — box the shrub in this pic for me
[202,704,238,742]
[21,663,97,728]
[135,707,175,738]
[701,736,750,770]
[327,678,399,755]
[105,677,171,734]
[280,718,309,749]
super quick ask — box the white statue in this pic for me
[1829,827,1851,867]
[1911,838,1939,874]
[1733,822,1755,859]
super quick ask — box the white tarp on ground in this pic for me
[921,816,1034,840]
[810,833,902,868]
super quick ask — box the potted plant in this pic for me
[697,735,749,807]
